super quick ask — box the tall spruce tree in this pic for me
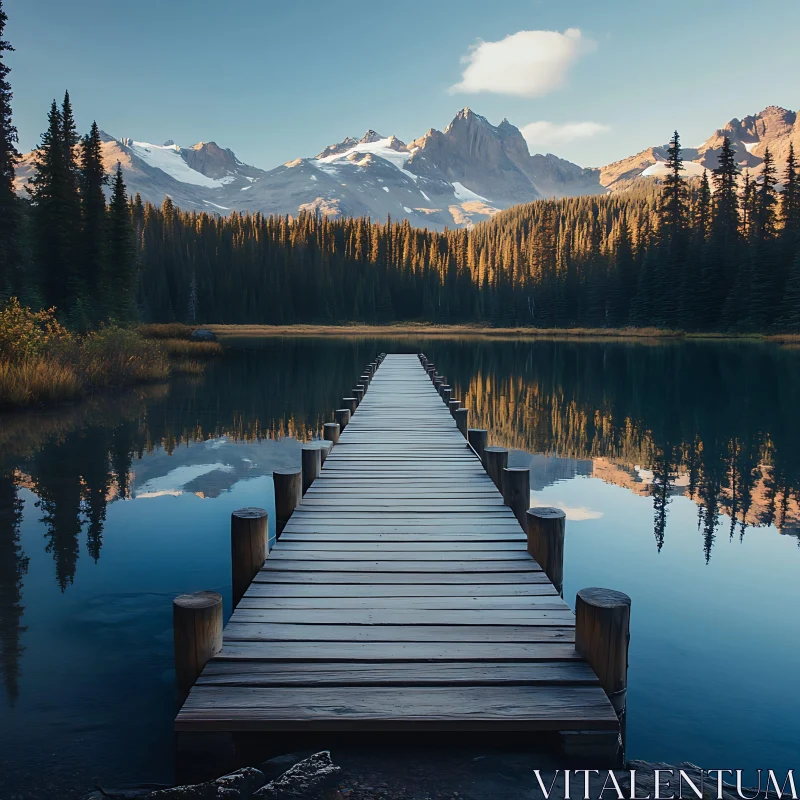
[28,101,72,310]
[0,0,20,297]
[655,131,688,327]
[79,121,108,317]
[748,148,779,328]
[107,164,134,320]
[701,136,740,328]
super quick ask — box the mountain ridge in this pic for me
[14,105,799,230]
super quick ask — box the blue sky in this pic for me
[5,0,799,169]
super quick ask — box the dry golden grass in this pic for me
[208,323,689,340]
[206,323,785,343]
[160,338,223,357]
[137,322,195,340]
[0,359,83,408]
[170,358,205,375]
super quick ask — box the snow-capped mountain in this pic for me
[14,106,800,229]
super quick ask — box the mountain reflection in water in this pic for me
[0,336,798,793]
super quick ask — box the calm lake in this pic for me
[2,336,799,797]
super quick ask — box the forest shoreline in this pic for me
[208,322,797,343]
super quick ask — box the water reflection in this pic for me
[429,339,800,559]
[0,336,799,788]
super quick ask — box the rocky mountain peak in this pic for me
[445,107,492,135]
[316,136,359,160]
[359,130,384,144]
[183,141,243,179]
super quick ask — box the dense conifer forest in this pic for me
[1,0,799,331]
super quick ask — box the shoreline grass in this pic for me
[204,322,780,343]
[0,302,222,411]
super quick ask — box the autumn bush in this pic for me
[0,298,173,408]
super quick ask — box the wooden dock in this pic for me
[175,354,620,748]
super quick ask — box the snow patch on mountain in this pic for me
[452,181,489,202]
[640,160,709,178]
[130,141,231,188]
[316,136,419,181]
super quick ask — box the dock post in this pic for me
[324,422,340,444]
[434,376,443,390]
[343,396,358,415]
[526,507,566,596]
[468,428,488,462]
[448,399,461,416]
[273,468,302,538]
[427,365,435,379]
[334,408,351,431]
[318,440,333,465]
[442,386,452,404]
[353,386,365,405]
[231,508,268,608]
[173,591,223,694]
[360,374,371,389]
[301,446,322,495]
[484,446,508,490]
[502,467,530,529]
[454,408,469,438]
[575,588,631,719]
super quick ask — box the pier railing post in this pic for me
[231,507,268,608]
[343,396,358,415]
[448,399,461,417]
[484,446,508,491]
[353,386,365,406]
[173,591,223,694]
[301,445,322,495]
[334,408,351,431]
[575,588,631,719]
[526,507,566,595]
[454,408,469,438]
[502,467,530,529]
[273,468,302,538]
[467,428,488,462]
[324,422,340,444]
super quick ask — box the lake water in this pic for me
[1,336,799,797]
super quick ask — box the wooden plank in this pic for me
[213,640,583,662]
[252,571,550,584]
[175,685,618,731]
[259,559,541,573]
[236,595,569,610]
[196,660,600,687]
[223,623,576,642]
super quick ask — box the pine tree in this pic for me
[0,0,20,297]
[778,250,800,330]
[107,164,134,321]
[701,137,740,328]
[654,131,688,327]
[748,149,779,328]
[79,121,108,317]
[28,100,74,311]
[782,142,799,237]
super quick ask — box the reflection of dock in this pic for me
[174,355,622,764]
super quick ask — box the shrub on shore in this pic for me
[0,299,173,408]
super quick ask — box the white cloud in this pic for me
[521,120,610,149]
[450,28,595,98]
